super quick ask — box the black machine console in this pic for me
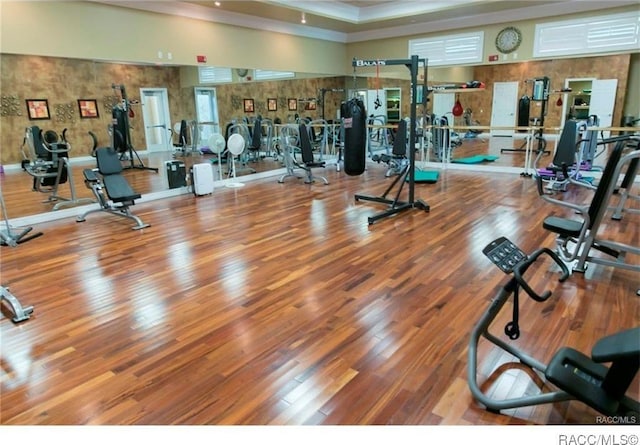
[482,236,527,274]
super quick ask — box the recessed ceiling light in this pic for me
[301,12,306,24]
[214,1,221,6]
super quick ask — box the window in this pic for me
[254,70,295,80]
[408,32,484,67]
[198,66,233,84]
[534,11,639,58]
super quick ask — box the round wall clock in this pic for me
[495,26,522,54]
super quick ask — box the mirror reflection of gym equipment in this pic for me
[501,77,551,176]
[111,84,159,173]
[22,126,96,211]
[1,186,40,323]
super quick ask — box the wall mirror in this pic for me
[0,52,633,222]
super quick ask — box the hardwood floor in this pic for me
[1,160,638,427]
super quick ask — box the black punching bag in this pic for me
[342,97,367,176]
[517,95,530,130]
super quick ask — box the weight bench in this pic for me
[76,147,150,230]
[371,119,408,177]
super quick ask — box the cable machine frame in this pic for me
[352,55,430,225]
[501,77,551,174]
[111,84,159,173]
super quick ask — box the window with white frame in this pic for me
[408,32,484,67]
[534,11,639,58]
[254,70,295,80]
[198,66,233,84]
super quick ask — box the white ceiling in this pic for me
[95,1,639,42]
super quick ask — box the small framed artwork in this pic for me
[305,100,317,111]
[77,99,100,119]
[288,98,297,111]
[244,98,255,113]
[26,99,50,120]
[267,98,277,112]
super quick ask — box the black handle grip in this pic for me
[535,174,544,196]
[597,134,634,145]
[513,248,570,302]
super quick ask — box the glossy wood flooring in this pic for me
[1,161,638,425]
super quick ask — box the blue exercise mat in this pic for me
[452,155,498,164]
[407,169,439,183]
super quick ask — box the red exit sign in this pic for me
[196,55,207,63]
[488,54,499,62]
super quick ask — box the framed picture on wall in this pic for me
[267,98,277,112]
[26,99,50,120]
[304,100,317,111]
[288,98,297,111]
[244,98,254,113]
[77,99,100,118]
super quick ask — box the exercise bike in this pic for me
[468,236,639,422]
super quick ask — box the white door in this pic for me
[589,79,618,139]
[194,87,220,150]
[432,93,455,120]
[140,88,171,152]
[490,82,519,137]
[367,89,386,121]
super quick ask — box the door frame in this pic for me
[589,79,618,139]
[490,81,519,137]
[561,77,596,129]
[140,87,172,152]
[194,87,220,150]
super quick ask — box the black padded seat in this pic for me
[297,123,328,185]
[593,327,640,363]
[545,327,640,416]
[299,123,325,169]
[391,119,407,158]
[103,175,140,202]
[542,216,583,237]
[96,147,140,202]
[545,347,615,414]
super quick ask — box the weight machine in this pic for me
[318,88,345,122]
[111,84,158,173]
[501,77,551,176]
[1,187,39,322]
[0,187,42,247]
[352,55,431,224]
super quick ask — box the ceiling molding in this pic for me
[265,0,360,23]
[91,1,349,42]
[264,0,489,23]
[346,0,640,43]
[92,0,640,44]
